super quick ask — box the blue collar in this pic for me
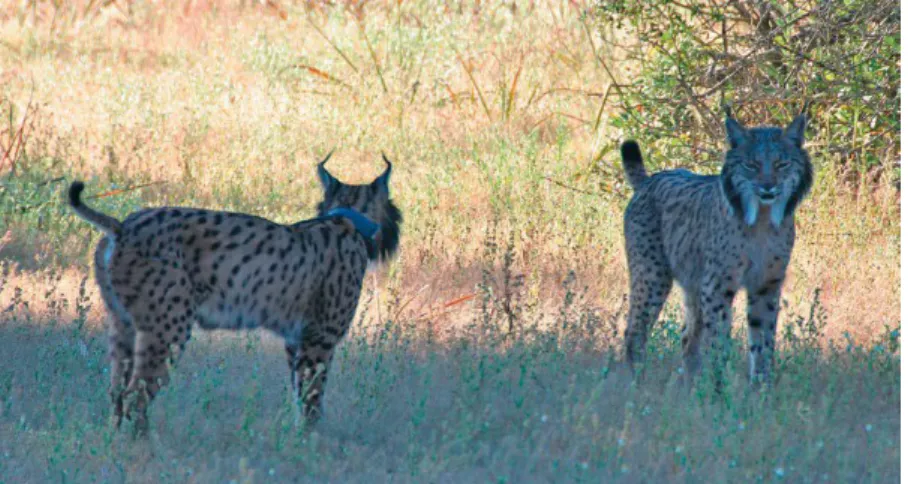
[322,208,380,240]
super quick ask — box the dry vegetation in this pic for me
[0,1,899,482]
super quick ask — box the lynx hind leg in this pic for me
[94,237,135,427]
[623,210,672,371]
[115,259,194,436]
[680,288,703,380]
[108,324,136,427]
[624,267,671,371]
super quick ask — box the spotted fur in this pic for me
[621,110,812,385]
[69,153,402,434]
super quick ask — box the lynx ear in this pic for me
[725,110,748,149]
[784,114,808,148]
[317,150,338,192]
[372,152,392,193]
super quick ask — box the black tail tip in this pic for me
[69,181,85,207]
[620,140,642,162]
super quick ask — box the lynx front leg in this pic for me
[287,258,364,426]
[698,268,738,388]
[288,297,358,425]
[747,279,783,386]
[288,333,337,425]
[284,343,314,427]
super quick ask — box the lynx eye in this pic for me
[775,159,791,170]
[744,160,760,171]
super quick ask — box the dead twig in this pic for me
[13,180,166,213]
[305,13,362,76]
[86,181,166,200]
[278,63,353,91]
[358,19,388,95]
[413,292,477,322]
[455,51,494,123]
[543,176,605,198]
[1,87,39,176]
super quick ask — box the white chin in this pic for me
[758,197,776,206]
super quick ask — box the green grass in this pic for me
[0,294,899,482]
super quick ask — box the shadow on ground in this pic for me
[0,315,899,483]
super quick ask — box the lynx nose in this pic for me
[757,184,779,200]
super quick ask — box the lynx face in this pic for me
[720,114,813,228]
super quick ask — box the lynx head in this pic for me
[316,152,402,261]
[720,109,813,228]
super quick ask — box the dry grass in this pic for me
[0,1,899,482]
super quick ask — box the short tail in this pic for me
[620,140,648,190]
[68,181,122,236]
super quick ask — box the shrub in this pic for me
[594,0,899,187]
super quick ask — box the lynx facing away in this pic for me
[69,153,402,435]
[621,110,812,384]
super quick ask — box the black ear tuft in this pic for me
[374,152,392,190]
[722,103,733,118]
[317,150,338,192]
[784,114,808,148]
[725,113,748,149]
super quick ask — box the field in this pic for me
[0,1,900,482]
